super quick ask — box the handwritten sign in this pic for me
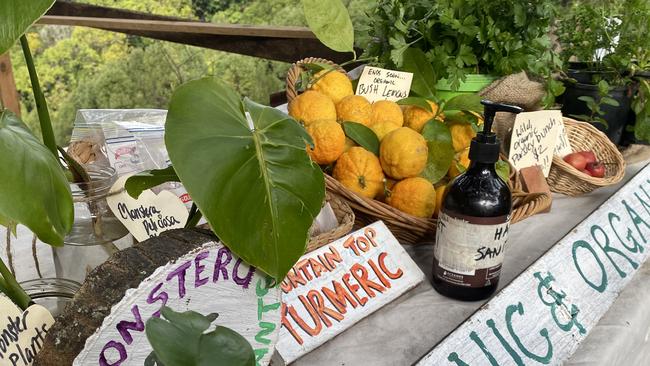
[417,164,650,365]
[554,120,573,157]
[0,295,55,366]
[355,66,413,103]
[508,110,565,177]
[276,221,424,364]
[73,241,280,366]
[107,175,189,242]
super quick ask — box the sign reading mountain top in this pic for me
[418,164,650,365]
[275,221,424,364]
[72,241,281,366]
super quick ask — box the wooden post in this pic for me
[0,52,21,116]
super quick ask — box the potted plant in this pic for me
[556,0,649,145]
[362,0,561,101]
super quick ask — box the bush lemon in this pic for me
[380,127,428,179]
[305,120,345,165]
[288,90,336,126]
[333,147,385,199]
[387,177,436,218]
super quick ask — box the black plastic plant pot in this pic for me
[561,81,632,145]
[567,62,618,84]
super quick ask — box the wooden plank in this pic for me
[0,52,21,116]
[276,221,425,364]
[38,16,316,39]
[417,164,650,365]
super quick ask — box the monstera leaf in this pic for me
[165,77,325,281]
[146,307,255,366]
[0,110,72,246]
[0,0,55,54]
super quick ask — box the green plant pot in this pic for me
[435,74,498,101]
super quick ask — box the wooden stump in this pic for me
[34,228,280,365]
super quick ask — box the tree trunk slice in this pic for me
[34,228,220,365]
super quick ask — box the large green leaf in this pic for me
[302,0,354,53]
[125,166,180,199]
[165,77,325,281]
[0,0,55,54]
[342,121,380,156]
[420,120,454,184]
[397,97,434,112]
[443,94,483,112]
[0,110,72,246]
[146,307,255,366]
[402,47,436,98]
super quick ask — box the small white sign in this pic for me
[554,120,573,157]
[107,175,189,242]
[74,242,281,366]
[417,164,650,365]
[508,110,564,177]
[276,221,424,364]
[0,294,55,366]
[355,66,413,103]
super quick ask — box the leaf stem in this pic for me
[185,203,202,228]
[0,257,31,310]
[20,35,57,156]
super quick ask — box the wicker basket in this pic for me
[326,171,550,244]
[547,118,626,196]
[307,191,355,252]
[286,57,347,104]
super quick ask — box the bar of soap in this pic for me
[520,165,552,212]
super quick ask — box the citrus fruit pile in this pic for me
[288,70,478,219]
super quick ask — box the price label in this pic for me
[355,66,413,103]
[508,110,565,177]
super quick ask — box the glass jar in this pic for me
[53,165,130,284]
[20,278,80,316]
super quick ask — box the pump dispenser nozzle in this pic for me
[468,100,523,163]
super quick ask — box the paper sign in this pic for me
[0,294,55,366]
[74,242,281,366]
[508,110,564,177]
[554,120,573,157]
[417,165,650,365]
[107,175,189,242]
[355,66,413,103]
[276,221,425,364]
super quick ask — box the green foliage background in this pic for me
[10,0,373,145]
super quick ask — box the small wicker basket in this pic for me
[307,192,355,252]
[286,57,348,104]
[547,118,626,196]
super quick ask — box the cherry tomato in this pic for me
[586,161,605,178]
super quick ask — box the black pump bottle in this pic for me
[432,100,523,301]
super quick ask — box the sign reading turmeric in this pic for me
[275,221,424,364]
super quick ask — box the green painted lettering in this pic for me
[255,322,276,345]
[257,299,280,320]
[486,319,524,365]
[591,224,638,278]
[623,199,650,243]
[534,272,587,335]
[469,331,499,366]
[609,212,644,254]
[572,240,607,293]
[506,302,553,364]
[447,352,470,366]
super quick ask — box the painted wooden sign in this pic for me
[107,175,189,242]
[355,66,413,103]
[0,295,55,366]
[73,241,280,366]
[276,221,425,364]
[508,110,567,176]
[417,164,650,365]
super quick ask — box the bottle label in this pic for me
[434,211,510,288]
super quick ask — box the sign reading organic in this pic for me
[73,242,281,366]
[276,221,424,364]
[0,295,55,366]
[355,66,413,103]
[508,110,567,176]
[418,165,650,365]
[107,175,189,242]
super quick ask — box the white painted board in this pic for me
[417,164,650,365]
[276,221,425,364]
[74,241,280,366]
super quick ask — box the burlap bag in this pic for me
[479,72,546,154]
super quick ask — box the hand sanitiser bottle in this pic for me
[432,100,523,301]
